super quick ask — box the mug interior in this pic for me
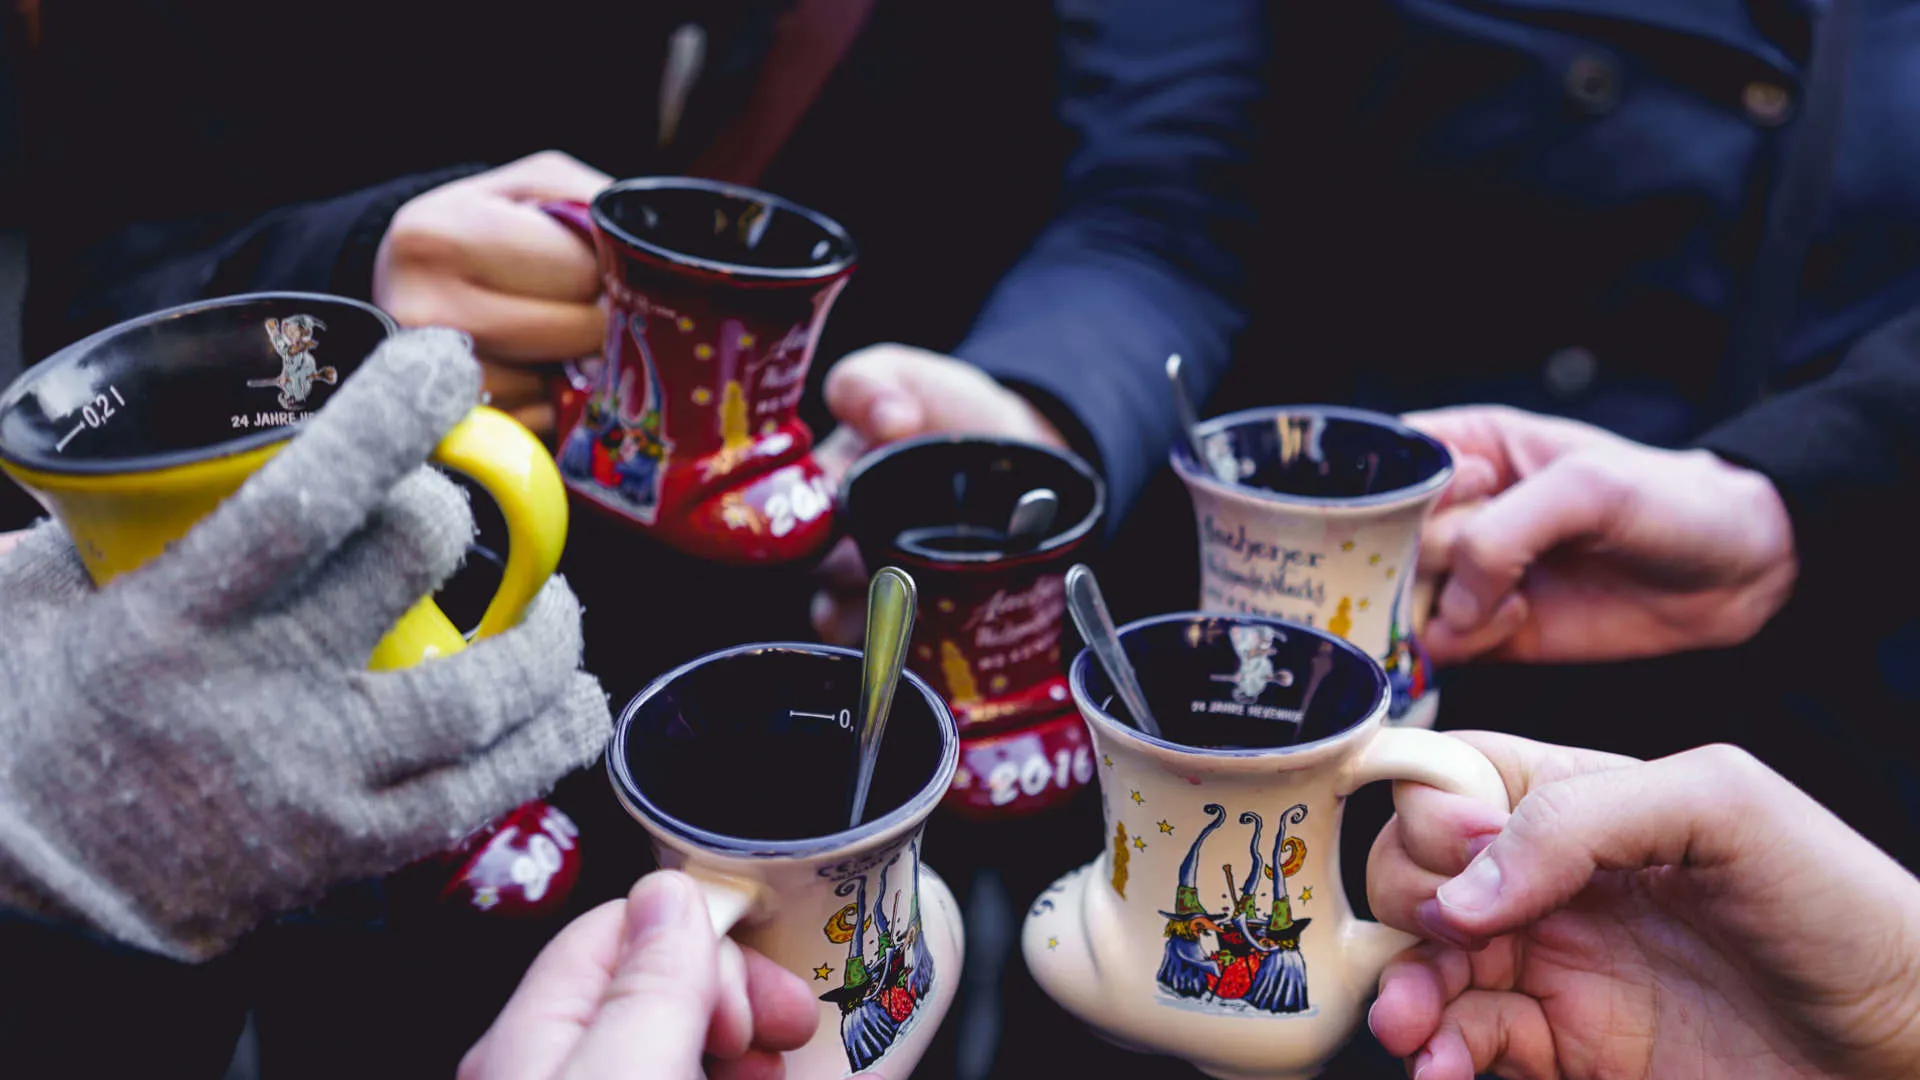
[1175,407,1451,503]
[1075,614,1386,752]
[841,437,1104,565]
[594,178,857,280]
[615,645,954,846]
[0,293,393,474]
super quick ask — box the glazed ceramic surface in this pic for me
[611,644,965,1078]
[545,178,855,566]
[1171,406,1452,728]
[1022,613,1507,1080]
[0,292,580,917]
[841,436,1106,819]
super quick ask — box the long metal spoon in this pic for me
[1004,487,1059,552]
[1064,564,1163,737]
[1166,354,1210,466]
[848,566,918,827]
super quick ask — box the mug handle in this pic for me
[369,406,569,668]
[1334,727,1511,986]
[684,868,763,936]
[540,199,595,242]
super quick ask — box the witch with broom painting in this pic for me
[1237,802,1312,1014]
[820,872,901,1070]
[1157,804,1228,999]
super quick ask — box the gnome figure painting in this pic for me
[817,844,938,1072]
[1157,803,1313,1015]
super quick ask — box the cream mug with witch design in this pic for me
[1022,613,1507,1080]
[609,642,965,1079]
[1172,406,1452,728]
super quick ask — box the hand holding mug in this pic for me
[375,150,613,436]
[811,344,1067,646]
[1366,731,1920,1080]
[460,871,820,1080]
[1404,406,1798,665]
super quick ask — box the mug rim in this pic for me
[0,291,396,476]
[1170,404,1454,511]
[1068,611,1390,760]
[590,176,859,285]
[608,641,960,859]
[839,434,1108,568]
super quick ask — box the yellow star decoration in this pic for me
[676,316,695,332]
[1340,541,1355,552]
[1130,790,1145,805]
[692,387,712,405]
[1358,598,1371,612]
[1299,886,1313,902]
[1386,567,1397,579]
[1102,754,1113,767]
[694,343,714,360]
[1157,820,1174,834]
[738,333,757,348]
[1368,553,1382,565]
[813,964,833,981]
[1133,837,1147,851]
[473,886,500,911]
[1047,936,1060,951]
[936,598,956,613]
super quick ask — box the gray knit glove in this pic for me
[0,328,611,962]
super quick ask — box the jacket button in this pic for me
[1743,81,1794,126]
[1565,55,1621,115]
[1544,347,1599,398]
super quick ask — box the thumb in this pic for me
[1424,745,1770,943]
[561,872,719,1080]
[824,346,928,443]
[1432,455,1620,634]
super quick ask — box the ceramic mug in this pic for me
[840,436,1106,819]
[609,642,965,1079]
[0,292,583,918]
[1022,612,1508,1080]
[543,177,856,566]
[1171,406,1452,728]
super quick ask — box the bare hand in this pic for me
[460,871,819,1080]
[1366,732,1920,1080]
[810,344,1067,645]
[1404,406,1797,665]
[374,150,611,437]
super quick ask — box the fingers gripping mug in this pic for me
[1021,613,1509,1080]
[1172,406,1454,728]
[543,177,856,566]
[609,643,965,1079]
[0,292,583,917]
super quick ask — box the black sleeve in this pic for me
[955,0,1263,525]
[1695,303,1920,633]
[23,166,482,362]
[0,909,248,1076]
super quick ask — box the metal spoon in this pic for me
[848,566,918,828]
[1004,487,1059,552]
[1166,354,1210,467]
[1064,564,1163,738]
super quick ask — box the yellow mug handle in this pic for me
[369,405,569,670]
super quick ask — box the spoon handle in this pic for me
[1166,354,1211,466]
[1064,565,1163,738]
[849,566,918,827]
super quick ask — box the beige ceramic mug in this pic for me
[1021,612,1508,1080]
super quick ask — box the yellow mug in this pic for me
[0,292,568,671]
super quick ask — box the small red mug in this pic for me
[542,178,856,566]
[841,436,1107,819]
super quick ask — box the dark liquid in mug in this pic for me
[622,649,946,842]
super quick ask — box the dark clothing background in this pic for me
[5,0,1920,1078]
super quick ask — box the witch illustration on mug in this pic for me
[1156,801,1312,1013]
[818,850,935,1071]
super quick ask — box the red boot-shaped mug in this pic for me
[544,179,855,566]
[841,437,1107,819]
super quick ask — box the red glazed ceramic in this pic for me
[544,178,856,566]
[430,801,584,919]
[841,437,1106,820]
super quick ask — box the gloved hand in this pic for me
[0,328,611,962]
